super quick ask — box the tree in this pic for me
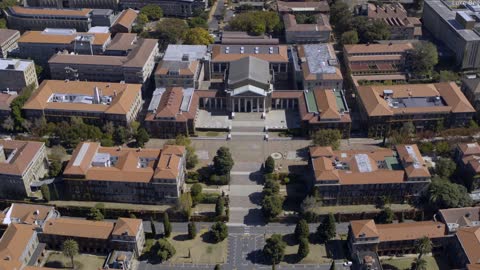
[188,221,196,239]
[300,195,317,214]
[41,185,51,202]
[49,159,62,178]
[420,177,472,211]
[190,183,203,205]
[10,84,35,131]
[163,212,172,238]
[435,157,456,179]
[294,219,309,242]
[376,207,394,224]
[214,264,221,270]
[215,196,225,216]
[437,70,459,82]
[297,237,309,259]
[184,27,214,45]
[150,217,157,237]
[186,145,199,169]
[228,11,280,35]
[2,116,14,131]
[312,129,341,149]
[156,18,189,45]
[415,236,432,260]
[340,30,358,45]
[435,141,450,156]
[400,121,416,137]
[265,156,275,174]
[316,213,336,242]
[353,17,390,43]
[330,1,353,34]
[62,239,79,268]
[113,126,128,145]
[412,257,427,270]
[156,239,176,262]
[0,18,6,29]
[88,207,104,221]
[261,195,283,221]
[213,147,234,175]
[188,16,208,29]
[140,4,163,21]
[410,42,438,77]
[263,234,286,266]
[210,221,228,242]
[263,178,280,196]
[135,128,150,147]
[418,142,434,155]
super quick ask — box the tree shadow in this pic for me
[44,261,64,268]
[248,171,264,185]
[248,191,263,205]
[246,249,266,265]
[282,233,298,246]
[200,231,217,244]
[243,208,266,226]
[326,239,347,260]
[283,253,302,264]
[173,234,190,241]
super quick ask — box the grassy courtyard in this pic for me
[273,234,332,265]
[382,255,450,270]
[312,204,414,215]
[43,252,106,270]
[169,229,228,264]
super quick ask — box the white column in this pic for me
[257,98,260,112]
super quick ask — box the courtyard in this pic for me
[42,251,106,270]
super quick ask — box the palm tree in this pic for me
[415,236,432,260]
[412,257,427,270]
[62,239,79,269]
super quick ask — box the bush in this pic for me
[199,193,220,204]
[156,239,176,262]
[209,174,229,185]
[210,222,228,242]
[265,156,275,174]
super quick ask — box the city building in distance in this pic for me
[62,142,186,204]
[22,80,142,126]
[309,144,431,205]
[119,0,207,17]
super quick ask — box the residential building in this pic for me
[17,28,112,66]
[356,82,476,137]
[0,223,39,270]
[145,87,198,138]
[154,45,208,89]
[309,144,431,205]
[449,225,480,270]
[0,58,38,91]
[62,142,186,204]
[277,1,329,14]
[110,8,138,34]
[358,3,422,40]
[25,0,119,10]
[0,29,20,58]
[348,220,447,265]
[220,31,279,45]
[4,6,116,32]
[423,0,480,70]
[207,44,290,82]
[294,44,343,90]
[0,140,49,199]
[437,207,480,234]
[48,37,158,85]
[119,0,207,17]
[283,13,331,44]
[454,142,480,190]
[343,42,413,84]
[0,92,18,123]
[22,80,143,126]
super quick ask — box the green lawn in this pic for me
[382,255,450,270]
[169,229,228,264]
[50,200,172,211]
[266,234,332,265]
[313,204,414,215]
[43,252,106,270]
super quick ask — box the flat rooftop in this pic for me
[0,58,32,71]
[302,44,337,74]
[163,45,207,61]
[18,29,111,45]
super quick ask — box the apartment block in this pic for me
[0,58,38,91]
[25,0,119,10]
[5,6,116,32]
[343,42,413,84]
[0,140,49,199]
[155,45,208,89]
[48,37,158,85]
[17,28,111,66]
[110,8,138,34]
[294,44,343,90]
[22,80,142,126]
[358,3,422,40]
[423,0,480,70]
[283,13,331,44]
[119,0,207,17]
[145,87,198,138]
[0,29,20,58]
[348,220,447,267]
[63,142,186,204]
[309,144,430,205]
[356,82,476,137]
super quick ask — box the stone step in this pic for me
[231,125,265,132]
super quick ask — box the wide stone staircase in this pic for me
[230,113,267,138]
